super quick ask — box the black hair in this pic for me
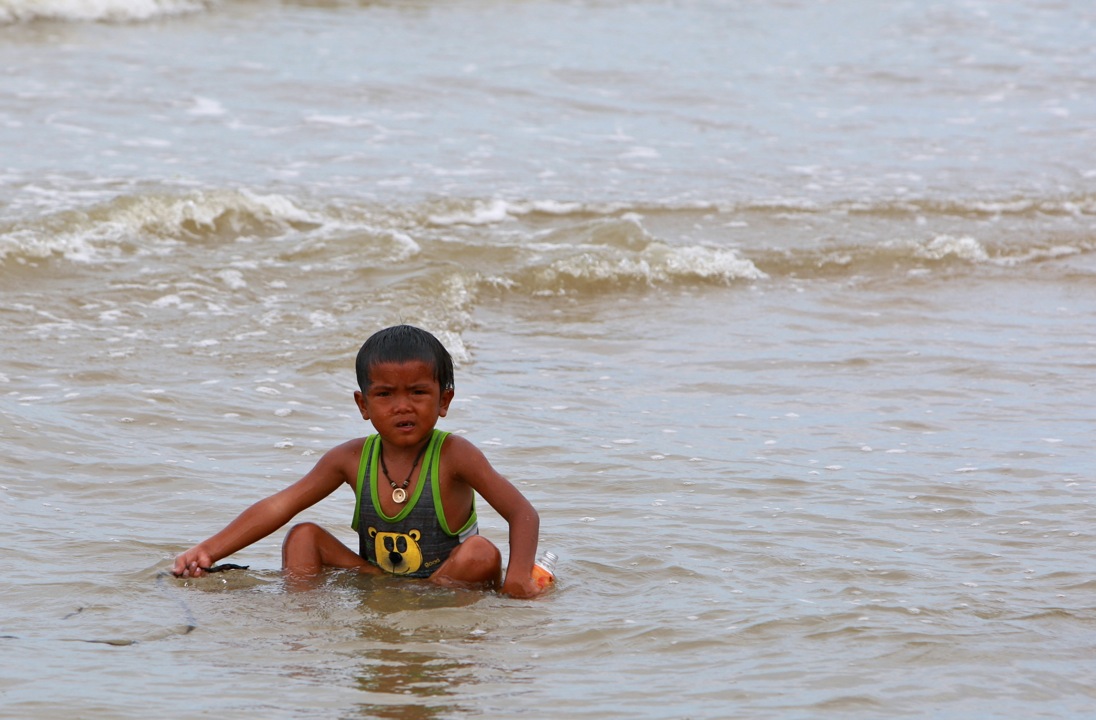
[354,325,455,393]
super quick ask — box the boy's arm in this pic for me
[172,440,356,578]
[446,436,543,598]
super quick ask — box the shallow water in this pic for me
[2,1,1096,718]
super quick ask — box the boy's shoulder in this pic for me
[324,436,370,468]
[334,435,370,452]
[438,431,478,455]
[437,431,493,473]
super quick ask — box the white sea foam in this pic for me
[150,294,189,309]
[0,224,104,263]
[428,199,512,226]
[308,311,336,329]
[620,146,660,160]
[304,115,379,129]
[0,0,213,23]
[992,244,1083,267]
[187,96,227,117]
[0,189,320,263]
[655,243,768,282]
[540,241,766,288]
[915,235,989,262]
[383,230,421,262]
[523,200,585,215]
[216,269,246,290]
[426,198,721,227]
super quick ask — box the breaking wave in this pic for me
[0,189,321,262]
[0,0,214,23]
[3,190,1093,297]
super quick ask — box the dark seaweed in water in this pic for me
[86,564,253,645]
[158,564,251,636]
[2,565,253,647]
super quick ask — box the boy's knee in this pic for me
[430,535,501,588]
[463,535,501,565]
[455,536,502,583]
[283,521,323,549]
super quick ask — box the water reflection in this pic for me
[348,640,476,720]
[337,573,499,720]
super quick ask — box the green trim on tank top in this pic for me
[351,430,456,531]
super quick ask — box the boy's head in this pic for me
[355,325,455,394]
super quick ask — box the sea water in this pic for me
[2,1,1095,718]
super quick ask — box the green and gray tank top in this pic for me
[351,429,478,578]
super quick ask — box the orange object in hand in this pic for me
[532,551,557,589]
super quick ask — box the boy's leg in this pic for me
[429,535,502,590]
[281,522,377,576]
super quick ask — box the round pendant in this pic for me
[392,487,407,504]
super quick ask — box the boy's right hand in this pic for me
[172,545,215,578]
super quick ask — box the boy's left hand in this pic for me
[501,575,545,599]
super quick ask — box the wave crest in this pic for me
[0,0,213,23]
[0,189,320,263]
[4,189,1093,292]
[518,239,766,295]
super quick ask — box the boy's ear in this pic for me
[438,387,454,417]
[354,390,369,420]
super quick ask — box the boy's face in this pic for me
[354,360,453,447]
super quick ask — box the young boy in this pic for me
[173,325,545,599]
